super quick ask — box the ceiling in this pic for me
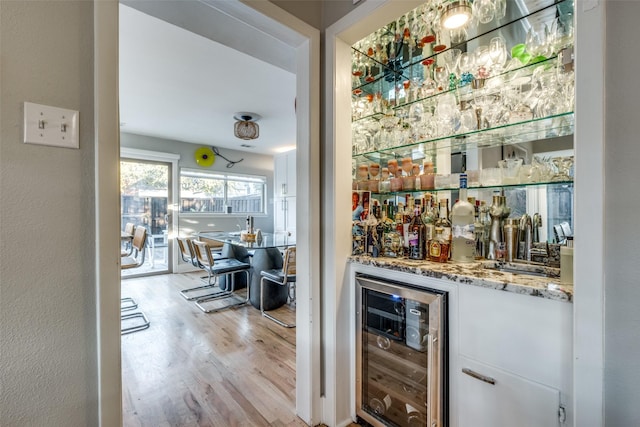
[119,3,297,155]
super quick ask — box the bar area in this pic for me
[347,1,576,426]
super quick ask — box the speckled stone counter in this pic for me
[349,255,573,302]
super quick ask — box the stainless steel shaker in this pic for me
[503,218,520,262]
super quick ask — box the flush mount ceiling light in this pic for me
[441,0,472,30]
[233,112,261,140]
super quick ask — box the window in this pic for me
[179,169,266,214]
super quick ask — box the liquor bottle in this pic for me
[428,227,449,263]
[474,200,485,259]
[370,204,383,257]
[421,194,437,244]
[451,173,476,263]
[408,200,425,260]
[435,199,452,259]
[480,201,491,258]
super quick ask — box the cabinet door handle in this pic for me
[282,183,286,195]
[462,368,496,385]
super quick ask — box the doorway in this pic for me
[120,158,171,277]
[97,1,321,425]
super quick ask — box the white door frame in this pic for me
[94,1,321,425]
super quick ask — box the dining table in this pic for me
[198,231,296,310]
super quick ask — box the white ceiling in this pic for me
[119,4,297,155]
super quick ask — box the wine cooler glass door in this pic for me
[355,275,446,427]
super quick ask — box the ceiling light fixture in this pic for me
[233,112,261,140]
[441,0,472,30]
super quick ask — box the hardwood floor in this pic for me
[121,272,303,426]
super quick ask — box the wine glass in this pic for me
[421,58,437,96]
[489,36,507,74]
[434,65,449,91]
[493,0,506,20]
[401,157,413,177]
[458,51,475,87]
[473,0,495,24]
[474,45,491,79]
[387,159,399,178]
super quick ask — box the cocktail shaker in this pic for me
[503,218,520,262]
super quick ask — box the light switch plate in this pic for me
[23,102,79,149]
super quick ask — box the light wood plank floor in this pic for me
[121,272,304,427]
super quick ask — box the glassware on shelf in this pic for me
[380,167,391,193]
[357,164,369,190]
[552,156,574,181]
[489,36,508,74]
[473,0,495,24]
[480,167,501,186]
[401,157,415,190]
[498,157,523,185]
[368,162,381,192]
[420,161,436,190]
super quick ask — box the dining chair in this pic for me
[120,226,150,334]
[177,237,227,301]
[260,246,296,328]
[121,222,136,257]
[191,240,252,313]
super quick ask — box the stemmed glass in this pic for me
[493,0,506,20]
[445,48,462,90]
[420,2,439,46]
[351,50,364,86]
[473,0,495,24]
[526,24,551,59]
[421,58,437,96]
[474,45,491,80]
[489,36,507,75]
[434,65,449,92]
[458,52,475,87]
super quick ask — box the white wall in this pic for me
[604,1,640,424]
[120,132,275,240]
[0,1,99,426]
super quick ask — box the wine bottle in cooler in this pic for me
[451,173,476,262]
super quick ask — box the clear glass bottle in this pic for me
[434,199,452,259]
[451,173,476,263]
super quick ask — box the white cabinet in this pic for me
[274,196,296,237]
[274,151,296,236]
[274,151,296,197]
[458,357,562,427]
[457,285,572,426]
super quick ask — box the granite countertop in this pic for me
[348,255,573,302]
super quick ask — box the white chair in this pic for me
[260,246,296,328]
[191,240,252,313]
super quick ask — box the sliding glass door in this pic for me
[120,158,171,276]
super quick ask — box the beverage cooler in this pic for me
[356,275,447,427]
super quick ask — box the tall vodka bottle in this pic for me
[451,174,476,262]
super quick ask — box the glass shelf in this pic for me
[351,0,572,91]
[352,55,560,124]
[367,180,573,198]
[353,112,574,162]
